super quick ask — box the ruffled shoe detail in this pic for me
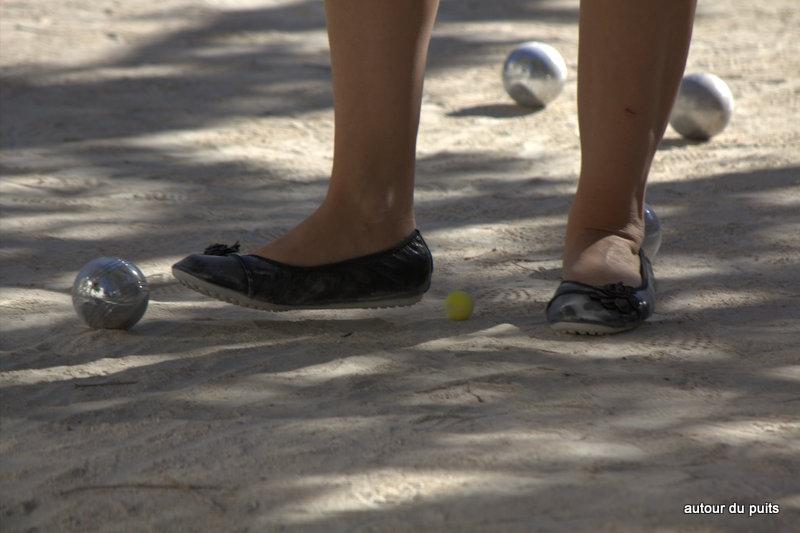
[203,241,241,256]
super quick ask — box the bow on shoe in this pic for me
[203,241,241,256]
[588,282,641,315]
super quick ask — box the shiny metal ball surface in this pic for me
[670,73,734,140]
[642,203,662,259]
[502,42,567,108]
[72,257,149,330]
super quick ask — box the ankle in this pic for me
[321,192,415,232]
[565,225,642,255]
[561,230,643,287]
[566,206,644,249]
[567,192,646,240]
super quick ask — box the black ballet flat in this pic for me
[171,230,433,311]
[545,249,656,335]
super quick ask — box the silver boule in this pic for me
[502,41,567,108]
[642,203,662,259]
[670,72,734,140]
[72,257,149,330]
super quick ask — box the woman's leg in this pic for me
[255,0,440,266]
[563,0,696,286]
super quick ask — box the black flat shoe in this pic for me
[545,249,656,335]
[172,230,433,311]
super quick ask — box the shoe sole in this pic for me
[549,321,640,336]
[172,268,424,311]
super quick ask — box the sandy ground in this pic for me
[1,0,799,531]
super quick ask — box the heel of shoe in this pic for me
[411,230,434,296]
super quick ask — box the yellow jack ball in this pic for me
[445,291,474,321]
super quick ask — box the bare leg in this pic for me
[563,0,696,286]
[255,0,439,266]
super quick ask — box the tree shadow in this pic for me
[659,136,707,150]
[448,103,544,118]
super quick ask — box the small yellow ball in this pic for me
[445,291,474,321]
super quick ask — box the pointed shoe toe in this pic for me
[546,249,656,335]
[172,253,251,295]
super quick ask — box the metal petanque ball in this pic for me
[642,203,662,259]
[502,41,567,108]
[72,257,149,330]
[670,72,734,140]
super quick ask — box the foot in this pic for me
[562,230,643,287]
[253,199,416,267]
[546,247,655,335]
[172,229,433,310]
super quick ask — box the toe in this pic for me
[172,254,249,293]
[546,291,629,329]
